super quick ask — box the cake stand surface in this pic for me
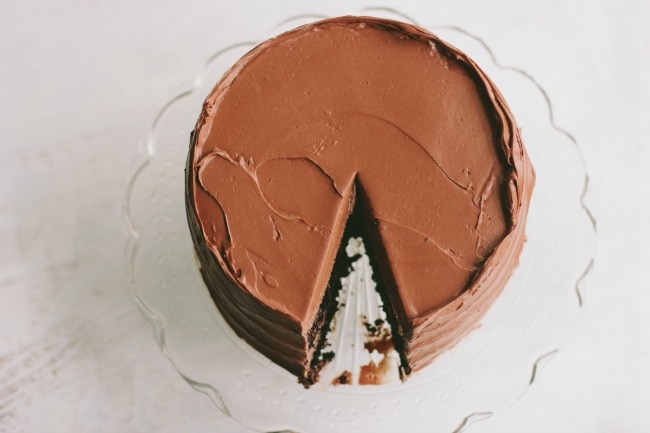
[125,8,596,433]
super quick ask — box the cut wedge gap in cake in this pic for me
[304,181,410,386]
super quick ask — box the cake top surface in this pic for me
[190,16,525,326]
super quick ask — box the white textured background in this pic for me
[1,0,645,432]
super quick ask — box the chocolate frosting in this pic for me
[186,16,535,381]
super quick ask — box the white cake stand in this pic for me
[124,8,596,433]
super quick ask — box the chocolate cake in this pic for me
[185,16,535,386]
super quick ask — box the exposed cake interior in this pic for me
[320,182,413,379]
[185,16,535,385]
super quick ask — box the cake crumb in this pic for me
[331,370,353,386]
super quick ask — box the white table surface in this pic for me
[1,0,646,432]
